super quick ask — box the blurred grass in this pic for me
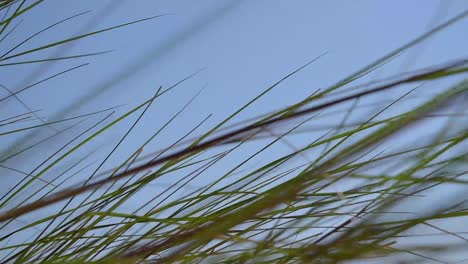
[0,1,467,263]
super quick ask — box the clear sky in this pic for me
[0,0,467,262]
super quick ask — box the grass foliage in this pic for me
[0,2,467,263]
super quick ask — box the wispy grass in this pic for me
[0,1,467,263]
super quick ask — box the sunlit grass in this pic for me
[0,1,467,263]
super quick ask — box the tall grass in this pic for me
[0,1,467,263]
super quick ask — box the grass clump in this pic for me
[0,2,467,263]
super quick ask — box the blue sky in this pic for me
[4,0,467,121]
[3,0,467,159]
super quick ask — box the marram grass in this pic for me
[0,1,468,263]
